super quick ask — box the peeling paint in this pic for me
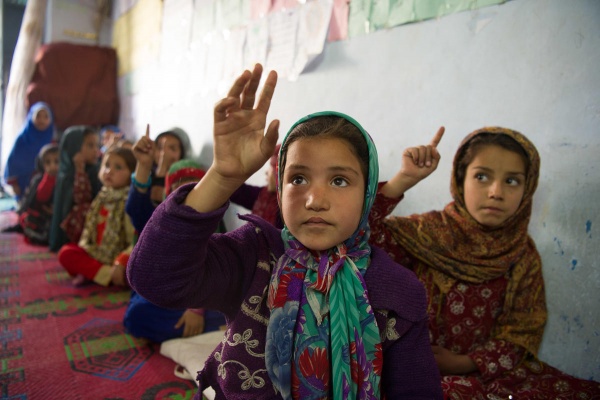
[553,237,565,255]
[586,220,592,238]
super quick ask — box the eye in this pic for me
[506,177,522,186]
[331,177,349,187]
[291,175,306,185]
[475,173,488,182]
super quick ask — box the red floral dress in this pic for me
[369,192,600,400]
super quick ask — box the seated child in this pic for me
[49,126,102,252]
[127,64,442,399]
[4,102,55,199]
[230,143,283,228]
[123,159,226,343]
[368,127,600,398]
[18,143,59,245]
[58,147,136,286]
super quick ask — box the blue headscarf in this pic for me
[4,102,55,198]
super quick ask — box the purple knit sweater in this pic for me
[128,184,442,399]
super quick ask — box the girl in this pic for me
[127,64,442,399]
[4,102,55,199]
[18,143,59,245]
[49,126,102,252]
[58,146,136,287]
[369,127,600,398]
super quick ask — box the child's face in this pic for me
[33,109,51,131]
[81,134,100,164]
[463,145,526,228]
[280,137,365,251]
[99,153,132,189]
[42,152,59,176]
[155,135,182,165]
[102,129,122,147]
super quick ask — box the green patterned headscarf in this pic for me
[265,112,382,399]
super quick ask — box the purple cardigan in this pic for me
[128,184,442,400]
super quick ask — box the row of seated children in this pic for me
[127,64,600,399]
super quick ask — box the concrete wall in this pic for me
[48,0,600,381]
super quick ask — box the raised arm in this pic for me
[380,126,445,199]
[184,64,279,213]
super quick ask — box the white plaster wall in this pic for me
[116,0,600,380]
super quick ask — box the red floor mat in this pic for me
[0,211,199,399]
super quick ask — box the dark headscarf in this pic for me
[49,126,101,251]
[4,102,55,198]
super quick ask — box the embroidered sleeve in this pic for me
[468,339,526,382]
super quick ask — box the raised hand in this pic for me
[132,124,155,170]
[212,63,279,185]
[381,126,445,198]
[184,64,279,213]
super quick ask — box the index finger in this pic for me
[145,124,150,138]
[430,126,445,147]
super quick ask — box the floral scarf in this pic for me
[266,112,382,399]
[383,127,546,356]
[79,185,130,265]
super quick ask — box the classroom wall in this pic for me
[59,0,600,381]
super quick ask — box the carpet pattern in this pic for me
[0,211,200,400]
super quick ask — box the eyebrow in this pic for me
[286,163,361,176]
[471,165,526,176]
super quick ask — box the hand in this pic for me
[175,310,206,337]
[212,63,280,186]
[381,126,445,198]
[431,345,477,375]
[72,152,85,172]
[132,124,155,170]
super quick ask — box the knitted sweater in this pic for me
[128,184,443,400]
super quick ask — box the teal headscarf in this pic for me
[265,112,382,399]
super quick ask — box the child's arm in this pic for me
[184,64,279,213]
[380,127,445,199]
[131,124,154,194]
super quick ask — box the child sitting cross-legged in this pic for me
[58,146,136,287]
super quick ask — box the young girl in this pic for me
[127,64,442,399]
[368,127,600,398]
[4,102,55,199]
[49,126,102,252]
[58,146,136,287]
[18,143,59,245]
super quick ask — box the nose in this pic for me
[305,184,329,211]
[488,180,504,199]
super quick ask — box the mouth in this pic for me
[304,217,330,225]
[481,206,503,214]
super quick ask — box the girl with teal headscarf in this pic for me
[127,64,441,399]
